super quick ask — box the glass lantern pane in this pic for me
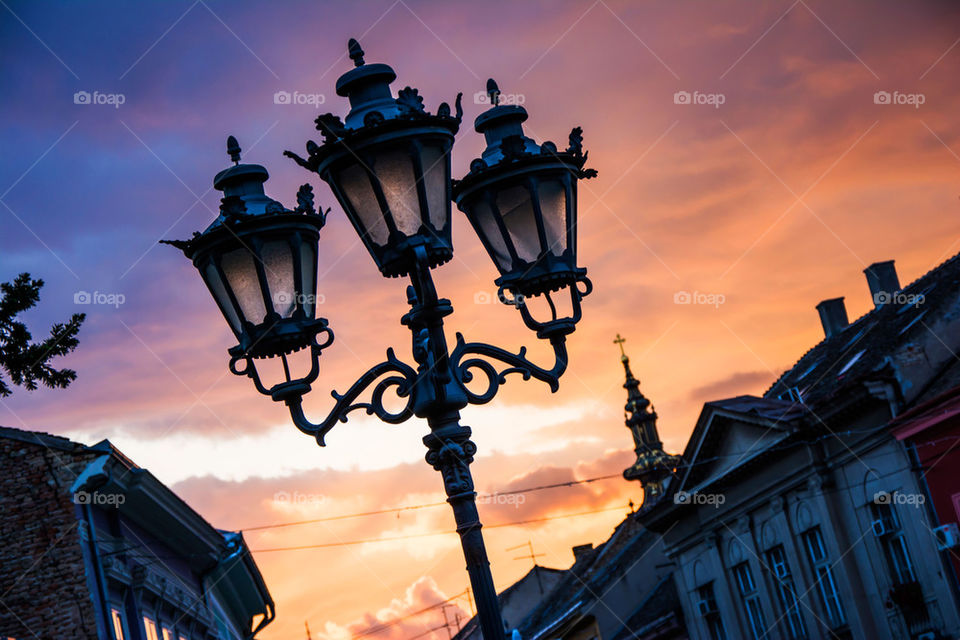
[220,248,267,325]
[261,240,296,318]
[299,239,317,319]
[202,261,241,334]
[496,184,540,263]
[469,197,513,273]
[537,179,568,257]
[337,163,389,245]
[420,143,449,232]
[374,148,422,236]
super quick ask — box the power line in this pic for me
[242,473,623,532]
[251,504,628,552]
[238,430,960,536]
[349,591,467,639]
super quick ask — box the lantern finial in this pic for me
[348,38,365,67]
[226,135,241,165]
[486,79,500,106]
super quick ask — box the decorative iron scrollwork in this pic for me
[450,332,568,405]
[285,348,418,445]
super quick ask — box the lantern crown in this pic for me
[284,38,464,279]
[162,136,329,360]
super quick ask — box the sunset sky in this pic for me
[3,1,960,637]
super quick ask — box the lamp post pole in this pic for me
[165,38,595,638]
[404,248,533,640]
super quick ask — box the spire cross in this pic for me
[613,333,627,357]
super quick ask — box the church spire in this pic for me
[615,334,680,507]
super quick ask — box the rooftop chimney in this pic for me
[816,297,849,338]
[572,543,593,563]
[864,260,900,308]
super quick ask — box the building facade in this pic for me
[645,258,960,640]
[891,383,960,610]
[0,426,274,639]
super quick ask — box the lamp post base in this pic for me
[424,412,506,640]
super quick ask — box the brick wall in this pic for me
[0,431,101,639]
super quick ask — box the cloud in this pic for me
[5,1,960,637]
[318,577,467,640]
[688,370,777,404]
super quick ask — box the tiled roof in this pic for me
[517,513,665,638]
[765,252,960,407]
[0,424,86,452]
[609,574,681,640]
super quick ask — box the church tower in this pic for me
[614,334,680,507]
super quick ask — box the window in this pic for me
[871,499,917,585]
[110,608,126,640]
[696,583,728,640]
[162,628,175,640]
[801,528,846,628]
[143,617,160,640]
[766,546,807,639]
[731,563,766,639]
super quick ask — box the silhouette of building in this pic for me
[455,565,567,640]
[644,258,960,640]
[0,426,274,639]
[616,334,682,508]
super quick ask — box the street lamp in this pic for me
[166,39,595,639]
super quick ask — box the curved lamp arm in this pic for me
[450,332,568,405]
[283,348,418,445]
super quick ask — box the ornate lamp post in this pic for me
[166,39,595,638]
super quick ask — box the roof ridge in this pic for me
[0,424,85,451]
[764,249,960,398]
